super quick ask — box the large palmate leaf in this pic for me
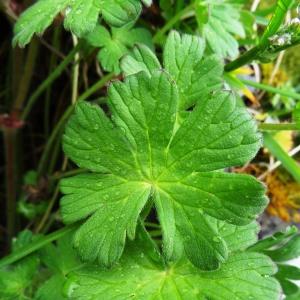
[13,0,152,47]
[63,230,281,300]
[85,24,153,74]
[60,31,267,270]
[195,0,245,59]
[121,31,223,110]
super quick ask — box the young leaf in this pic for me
[0,231,40,300]
[195,0,245,59]
[63,235,280,300]
[85,24,153,74]
[121,31,224,109]
[34,232,81,300]
[250,227,300,299]
[13,0,145,47]
[61,47,266,270]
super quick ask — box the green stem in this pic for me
[225,0,294,72]
[37,106,74,177]
[225,46,260,72]
[259,123,299,131]
[71,34,80,104]
[4,128,18,245]
[21,43,82,120]
[260,0,294,47]
[152,3,195,44]
[45,26,62,137]
[263,132,300,182]
[37,73,113,176]
[77,73,114,101]
[52,168,88,180]
[240,78,300,100]
[35,185,60,233]
[14,38,39,111]
[0,224,77,268]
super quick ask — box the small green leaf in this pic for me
[85,24,153,74]
[264,234,300,262]
[35,275,66,300]
[101,0,142,27]
[275,264,300,296]
[0,231,40,300]
[13,0,144,47]
[195,0,245,59]
[34,232,81,300]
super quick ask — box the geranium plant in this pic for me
[1,0,300,299]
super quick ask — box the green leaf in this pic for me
[248,225,298,252]
[0,231,40,300]
[61,50,265,270]
[34,232,81,300]
[211,219,259,253]
[13,0,144,47]
[293,102,300,128]
[101,0,142,27]
[248,227,300,299]
[64,237,281,300]
[85,24,153,74]
[264,234,300,262]
[121,31,224,109]
[275,264,300,296]
[35,275,66,300]
[195,0,245,59]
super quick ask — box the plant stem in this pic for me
[52,168,88,180]
[240,78,300,100]
[71,34,80,104]
[35,185,60,233]
[14,38,39,111]
[225,0,294,72]
[152,3,195,44]
[45,26,62,137]
[225,47,260,72]
[37,105,74,176]
[3,128,17,244]
[0,224,77,268]
[260,0,294,46]
[263,132,300,183]
[259,123,299,131]
[77,72,114,101]
[21,43,82,120]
